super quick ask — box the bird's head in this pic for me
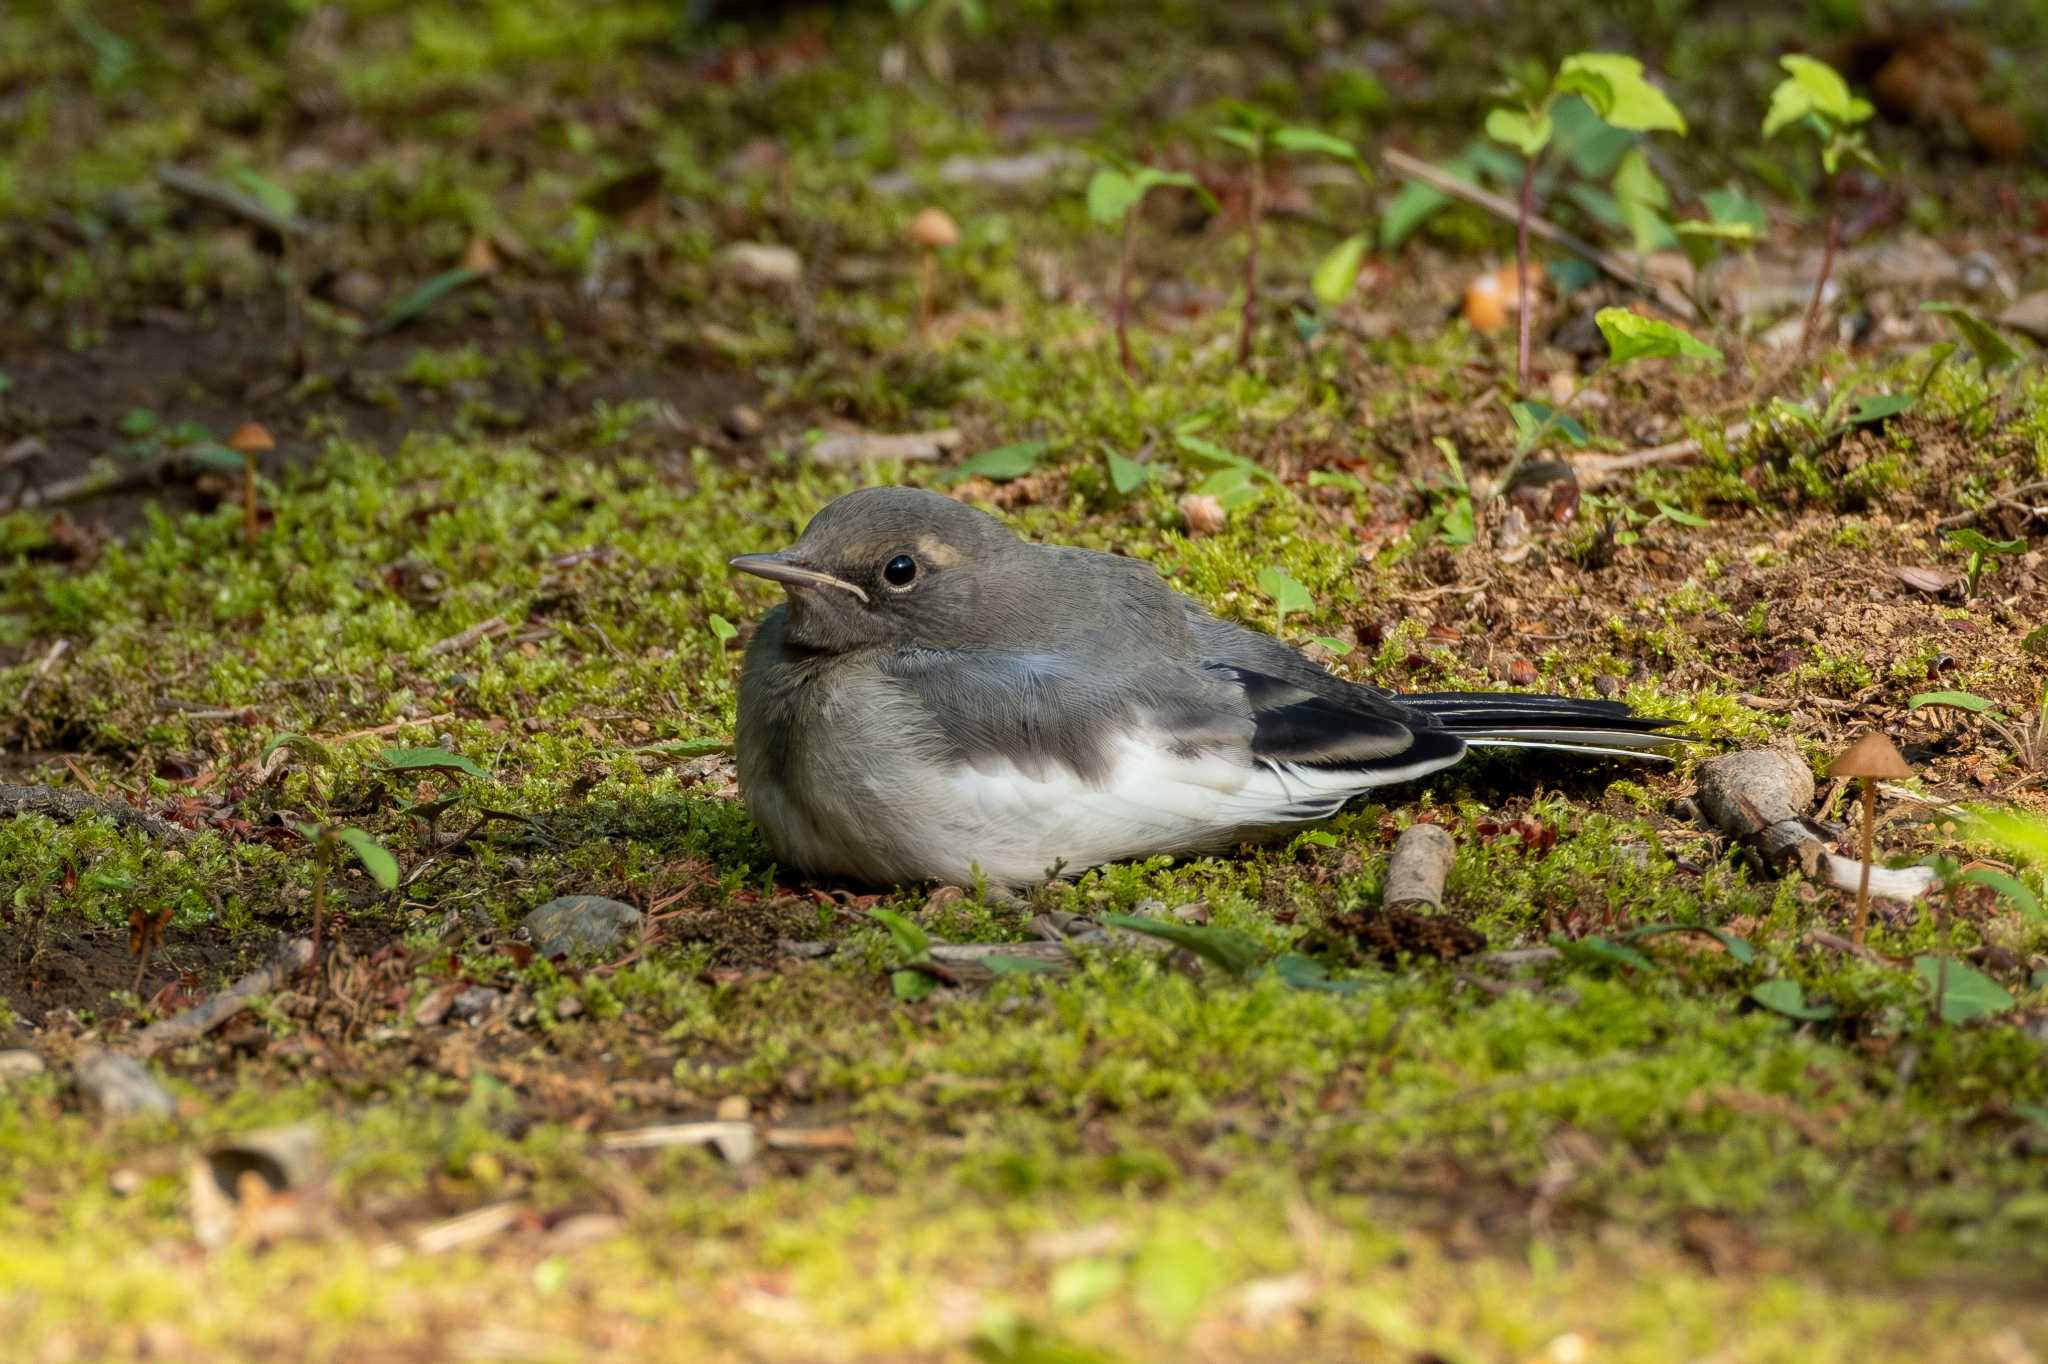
[729,486,1023,653]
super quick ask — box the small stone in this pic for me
[716,1095,751,1122]
[523,895,643,960]
[329,269,386,312]
[449,987,505,1022]
[723,404,764,440]
[74,1049,176,1118]
[0,1049,47,1083]
[1998,290,2048,345]
[715,242,802,289]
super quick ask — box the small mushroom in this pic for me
[907,207,959,336]
[226,421,275,550]
[1829,731,1913,943]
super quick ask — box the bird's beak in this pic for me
[728,551,870,604]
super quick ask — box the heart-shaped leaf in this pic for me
[1595,308,1723,366]
[334,827,400,890]
[1257,567,1314,619]
[868,907,931,958]
[1914,955,2012,1024]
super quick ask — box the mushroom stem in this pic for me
[1852,778,1875,943]
[241,453,259,550]
[916,251,935,337]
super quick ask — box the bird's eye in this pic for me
[882,554,919,588]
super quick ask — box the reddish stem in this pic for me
[1801,210,1841,354]
[242,454,258,550]
[1115,206,1137,378]
[1237,153,1263,369]
[1515,155,1537,391]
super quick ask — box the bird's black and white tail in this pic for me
[1404,692,1686,761]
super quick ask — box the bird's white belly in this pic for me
[892,731,1432,886]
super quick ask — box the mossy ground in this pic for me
[4,3,2048,1361]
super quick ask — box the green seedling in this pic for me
[1761,55,1878,352]
[1911,687,2047,773]
[1944,528,2025,599]
[1086,164,1214,377]
[1269,126,1371,309]
[290,821,399,973]
[1211,106,1279,368]
[1485,53,1688,387]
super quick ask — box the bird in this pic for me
[729,486,1682,887]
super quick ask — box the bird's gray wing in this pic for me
[877,647,1459,782]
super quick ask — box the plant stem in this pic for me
[130,938,153,1000]
[311,844,329,979]
[1800,210,1841,354]
[1115,206,1137,378]
[1852,779,1875,944]
[1237,150,1262,370]
[1515,154,1538,392]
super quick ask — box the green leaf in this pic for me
[119,408,161,436]
[1437,495,1475,547]
[1922,303,2022,371]
[1509,400,1588,450]
[1102,912,1265,978]
[1653,500,1709,528]
[1611,147,1676,256]
[1550,933,1654,973]
[1945,529,2026,558]
[1211,126,1260,154]
[1778,55,1867,128]
[708,613,738,644]
[1309,635,1351,656]
[1271,126,1361,164]
[1131,1235,1223,1335]
[1702,185,1768,235]
[261,732,333,768]
[1310,233,1370,310]
[868,907,931,958]
[1549,94,1634,177]
[1847,393,1915,425]
[1131,167,1216,213]
[379,746,489,781]
[229,167,299,220]
[1174,432,1280,485]
[334,827,399,890]
[1556,53,1687,134]
[1271,953,1365,994]
[1749,978,1836,1020]
[1914,955,2013,1024]
[1085,169,1139,225]
[890,968,937,1001]
[1257,567,1314,619]
[943,440,1052,483]
[1621,923,1756,963]
[1484,107,1553,157]
[1105,449,1150,494]
[371,267,486,336]
[187,443,248,471]
[1908,690,2001,715]
[1595,307,1723,366]
[1049,1257,1124,1314]
[1965,808,2048,865]
[2021,624,2048,658]
[1955,868,2042,922]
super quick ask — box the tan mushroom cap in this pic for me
[226,421,275,454]
[907,207,959,249]
[1830,730,1913,780]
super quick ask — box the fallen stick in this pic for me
[128,937,313,1059]
[0,784,192,843]
[1382,823,1455,909]
[1575,420,1753,484]
[1381,148,1698,321]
